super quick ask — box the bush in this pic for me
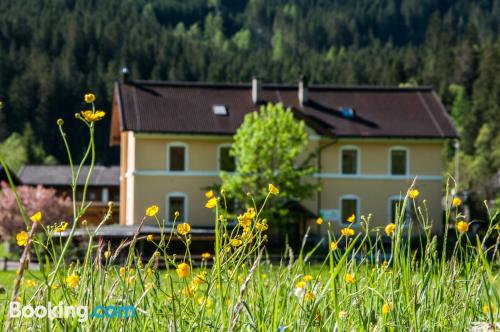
[0,183,71,239]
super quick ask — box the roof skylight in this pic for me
[212,105,228,116]
[340,107,355,118]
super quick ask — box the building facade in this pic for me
[18,165,120,225]
[110,77,457,235]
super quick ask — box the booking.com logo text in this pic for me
[9,301,136,322]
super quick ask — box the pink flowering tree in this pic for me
[0,182,71,239]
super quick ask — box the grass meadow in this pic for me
[0,94,498,331]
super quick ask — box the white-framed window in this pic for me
[167,142,188,171]
[166,192,188,223]
[217,144,236,172]
[339,146,360,175]
[339,195,360,225]
[88,192,97,201]
[388,195,416,225]
[101,188,109,203]
[389,147,409,175]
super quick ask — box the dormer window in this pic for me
[212,105,228,116]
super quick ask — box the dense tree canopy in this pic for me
[221,103,317,220]
[0,0,499,210]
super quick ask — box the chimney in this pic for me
[298,75,308,107]
[252,76,261,104]
[121,67,130,83]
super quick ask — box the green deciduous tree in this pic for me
[0,133,27,172]
[0,125,57,172]
[221,103,317,221]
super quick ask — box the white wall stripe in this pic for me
[126,169,442,181]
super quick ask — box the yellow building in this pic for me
[110,76,457,236]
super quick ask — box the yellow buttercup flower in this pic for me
[176,263,191,278]
[238,214,252,228]
[230,239,243,247]
[119,267,126,277]
[145,205,159,217]
[255,221,269,231]
[385,223,396,236]
[65,274,80,288]
[341,227,355,237]
[201,252,211,260]
[456,220,469,234]
[104,251,111,259]
[330,241,338,251]
[316,218,323,225]
[268,183,279,195]
[81,110,105,122]
[205,197,217,209]
[193,271,207,285]
[483,303,497,314]
[84,93,96,103]
[125,275,136,284]
[241,228,253,243]
[346,214,356,223]
[177,223,191,236]
[30,211,42,223]
[452,197,461,207]
[245,208,256,219]
[55,222,68,232]
[345,273,355,284]
[304,291,316,301]
[205,190,214,199]
[303,275,313,282]
[197,296,214,308]
[409,189,419,199]
[146,234,153,242]
[296,281,306,289]
[146,267,153,277]
[181,284,197,297]
[24,279,37,288]
[382,302,393,314]
[16,231,28,247]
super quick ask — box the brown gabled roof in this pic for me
[110,80,457,144]
[18,165,120,187]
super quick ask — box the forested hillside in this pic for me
[0,0,499,208]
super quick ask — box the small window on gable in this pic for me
[341,148,358,174]
[212,105,228,116]
[219,146,236,172]
[169,145,186,171]
[168,195,186,222]
[340,197,358,224]
[390,149,407,175]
